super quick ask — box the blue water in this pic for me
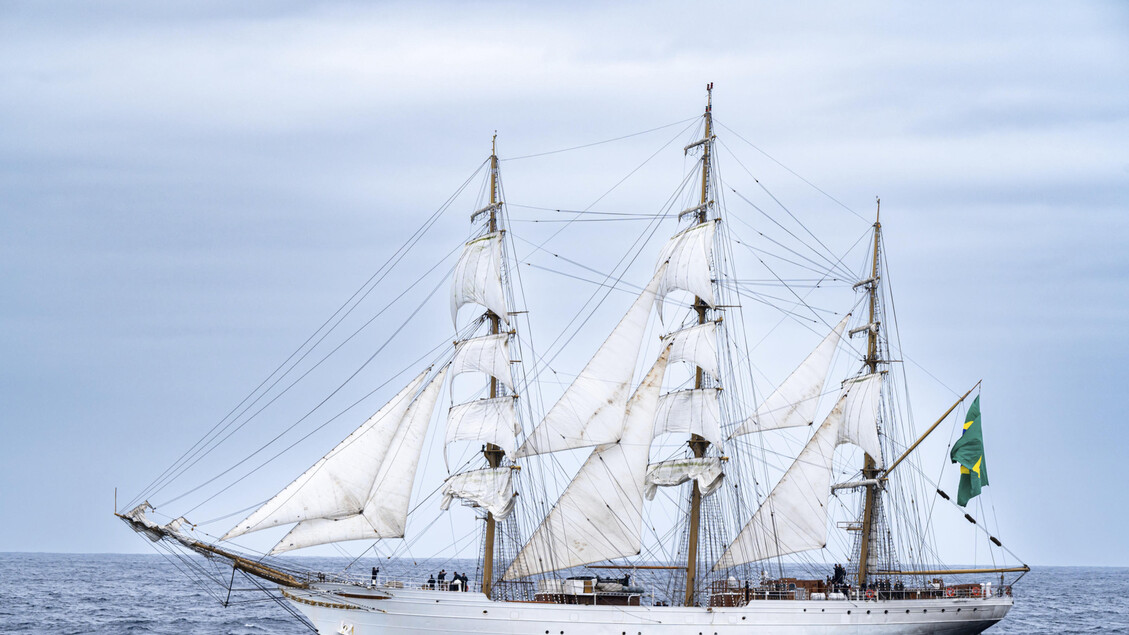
[1,553,1126,634]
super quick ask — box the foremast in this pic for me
[683,83,715,607]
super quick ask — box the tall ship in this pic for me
[120,86,1027,634]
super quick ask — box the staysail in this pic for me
[269,367,448,553]
[730,315,849,437]
[714,371,884,569]
[516,267,664,457]
[504,348,671,579]
[221,370,430,541]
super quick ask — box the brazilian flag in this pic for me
[950,396,988,507]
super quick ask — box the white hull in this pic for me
[285,585,1012,635]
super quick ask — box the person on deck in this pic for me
[460,572,469,591]
[450,572,462,591]
[371,567,379,587]
[437,569,446,589]
[427,574,436,590]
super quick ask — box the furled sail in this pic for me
[655,221,716,315]
[516,267,665,457]
[445,396,519,462]
[222,370,430,541]
[451,232,508,326]
[504,348,671,580]
[269,367,448,553]
[451,333,515,392]
[730,315,849,437]
[643,457,725,501]
[651,388,723,450]
[440,467,515,519]
[714,401,842,569]
[661,321,718,378]
[836,373,884,463]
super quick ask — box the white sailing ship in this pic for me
[121,86,1026,634]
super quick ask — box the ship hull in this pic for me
[284,585,1012,635]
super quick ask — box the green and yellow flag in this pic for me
[950,395,989,507]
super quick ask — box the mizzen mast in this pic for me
[856,200,882,588]
[683,83,714,607]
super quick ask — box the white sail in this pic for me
[440,467,515,519]
[643,457,725,501]
[730,315,849,437]
[451,333,515,393]
[270,367,448,553]
[516,267,664,457]
[655,221,716,315]
[445,396,519,462]
[451,232,508,326]
[714,400,843,569]
[222,370,429,541]
[837,373,884,463]
[505,348,670,580]
[652,388,723,450]
[661,321,718,378]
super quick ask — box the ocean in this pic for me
[1,553,1125,634]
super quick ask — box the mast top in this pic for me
[706,82,713,112]
[492,131,497,158]
[875,196,881,227]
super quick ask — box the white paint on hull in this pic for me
[286,585,1012,635]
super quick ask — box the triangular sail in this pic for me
[655,221,716,315]
[504,348,671,580]
[714,398,843,569]
[652,388,723,449]
[451,232,508,326]
[270,367,448,553]
[662,321,718,378]
[516,267,665,457]
[714,371,885,569]
[445,396,519,462]
[221,370,429,541]
[451,333,514,392]
[730,315,849,437]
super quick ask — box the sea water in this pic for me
[1,553,1125,634]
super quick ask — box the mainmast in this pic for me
[683,83,714,607]
[482,133,505,599]
[856,200,882,587]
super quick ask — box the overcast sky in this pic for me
[2,1,1127,567]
